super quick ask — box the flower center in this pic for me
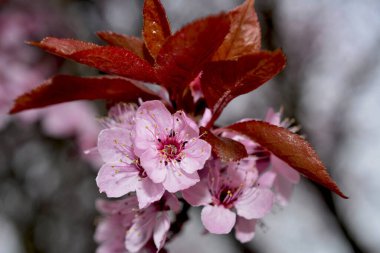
[211,181,245,209]
[157,131,185,164]
[162,144,178,158]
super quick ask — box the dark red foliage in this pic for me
[143,0,171,59]
[10,75,160,113]
[200,127,248,162]
[213,0,261,60]
[9,0,346,198]
[97,31,145,59]
[31,37,156,82]
[202,49,286,126]
[226,120,348,199]
[154,14,230,109]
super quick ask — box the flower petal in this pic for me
[271,154,300,184]
[274,175,295,206]
[98,128,134,163]
[201,205,236,234]
[135,100,172,137]
[153,212,170,251]
[235,188,274,219]
[162,165,199,192]
[125,211,156,253]
[235,217,256,243]
[140,147,167,183]
[96,162,139,198]
[182,179,212,206]
[257,170,277,188]
[164,193,181,212]
[136,177,165,209]
[181,139,211,174]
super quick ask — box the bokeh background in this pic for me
[1,0,380,252]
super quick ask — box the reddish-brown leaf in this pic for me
[202,49,286,126]
[28,37,100,55]
[143,0,171,59]
[200,127,248,162]
[226,120,348,199]
[97,31,145,59]
[10,75,160,113]
[71,47,156,82]
[213,0,261,61]
[155,14,230,108]
[31,37,156,82]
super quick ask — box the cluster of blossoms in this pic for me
[94,100,301,251]
[9,0,347,252]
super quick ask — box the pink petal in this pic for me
[264,107,281,126]
[271,154,300,184]
[235,188,274,219]
[201,205,236,234]
[274,175,295,206]
[140,147,167,183]
[98,128,134,163]
[162,166,200,192]
[257,170,277,188]
[133,117,159,156]
[96,162,139,197]
[153,212,170,251]
[125,210,156,252]
[235,217,256,243]
[96,197,138,215]
[173,111,199,140]
[164,193,181,212]
[136,178,165,209]
[199,108,212,127]
[135,100,172,138]
[182,179,212,206]
[181,139,211,174]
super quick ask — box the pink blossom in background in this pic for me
[222,108,301,206]
[134,100,212,193]
[0,1,100,156]
[182,158,274,242]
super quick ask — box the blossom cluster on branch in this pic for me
[9,0,347,252]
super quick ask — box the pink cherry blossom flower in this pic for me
[96,103,165,209]
[95,194,179,253]
[95,197,138,253]
[182,158,274,242]
[222,108,301,206]
[134,100,211,193]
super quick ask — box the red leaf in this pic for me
[9,75,160,113]
[143,0,171,59]
[200,127,248,162]
[31,37,156,82]
[97,31,145,59]
[71,47,157,82]
[28,37,100,55]
[213,0,261,60]
[155,14,230,108]
[226,120,348,199]
[202,49,286,126]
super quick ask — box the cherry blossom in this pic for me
[134,100,212,193]
[95,193,179,253]
[182,158,273,242]
[96,103,165,209]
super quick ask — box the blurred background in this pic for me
[1,0,379,252]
